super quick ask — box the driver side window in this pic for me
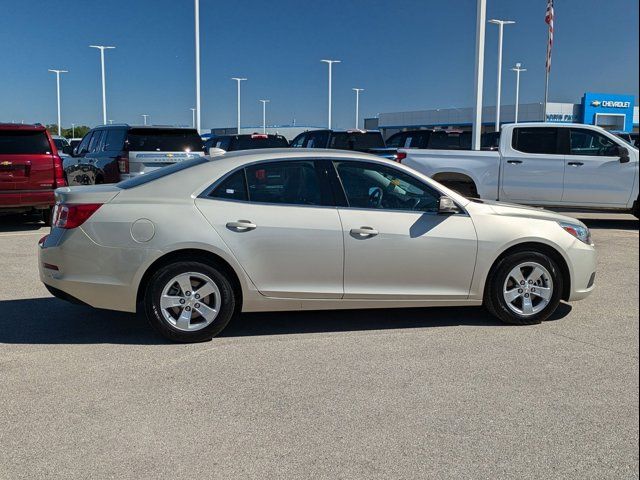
[569,129,618,156]
[334,161,440,212]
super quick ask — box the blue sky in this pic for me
[1,0,638,130]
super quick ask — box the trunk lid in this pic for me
[54,184,122,205]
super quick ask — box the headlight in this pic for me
[559,222,592,245]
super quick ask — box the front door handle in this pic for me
[507,160,523,165]
[350,226,378,237]
[226,220,257,231]
[568,161,584,167]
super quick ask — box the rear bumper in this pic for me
[0,190,54,209]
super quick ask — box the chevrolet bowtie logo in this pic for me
[591,100,602,107]
[0,161,12,166]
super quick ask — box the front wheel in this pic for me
[484,251,563,325]
[144,261,236,342]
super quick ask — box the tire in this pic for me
[42,207,53,227]
[144,261,236,342]
[632,198,639,219]
[484,251,563,325]
[443,181,479,199]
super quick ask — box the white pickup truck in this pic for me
[400,123,639,217]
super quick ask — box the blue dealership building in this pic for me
[366,92,639,139]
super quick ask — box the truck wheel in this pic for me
[484,251,563,325]
[144,261,236,343]
[632,198,639,219]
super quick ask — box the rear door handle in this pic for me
[350,226,378,237]
[507,160,523,164]
[226,220,257,231]
[568,161,584,167]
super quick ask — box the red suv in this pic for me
[0,124,66,224]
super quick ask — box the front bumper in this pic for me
[565,240,597,302]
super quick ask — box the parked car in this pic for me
[40,149,596,343]
[66,125,203,185]
[51,135,73,156]
[613,131,638,148]
[203,133,289,153]
[0,123,66,223]
[290,129,391,158]
[399,123,639,217]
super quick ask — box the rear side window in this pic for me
[210,169,248,201]
[330,132,385,150]
[306,131,330,148]
[88,130,105,153]
[245,161,322,206]
[126,128,202,152]
[385,133,407,148]
[512,127,559,154]
[118,157,208,189]
[0,130,51,154]
[290,133,307,148]
[428,131,449,149]
[103,129,127,151]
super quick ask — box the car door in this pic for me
[561,127,637,206]
[331,160,477,300]
[500,126,565,203]
[195,159,344,299]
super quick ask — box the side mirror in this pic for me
[617,145,630,163]
[438,196,460,214]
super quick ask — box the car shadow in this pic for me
[0,297,572,345]
[578,217,639,231]
[0,214,45,232]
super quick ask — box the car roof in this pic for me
[0,123,47,131]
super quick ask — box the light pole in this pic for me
[511,62,526,124]
[472,0,486,151]
[71,123,75,138]
[231,78,247,133]
[352,88,364,129]
[190,108,196,128]
[259,100,270,134]
[488,19,515,132]
[321,59,340,129]
[48,69,68,136]
[141,114,149,126]
[194,0,201,133]
[89,45,115,125]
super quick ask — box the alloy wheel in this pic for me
[159,272,221,331]
[502,262,553,316]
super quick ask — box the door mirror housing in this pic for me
[617,145,630,163]
[438,196,460,214]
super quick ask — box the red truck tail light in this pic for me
[53,155,67,188]
[117,154,129,174]
[395,152,407,163]
[52,203,102,229]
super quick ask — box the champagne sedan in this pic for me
[39,149,596,343]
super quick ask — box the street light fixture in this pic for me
[141,114,149,126]
[231,78,247,133]
[321,59,341,129]
[352,88,364,129]
[488,19,516,132]
[89,45,115,125]
[48,69,68,136]
[511,62,527,124]
[259,100,270,134]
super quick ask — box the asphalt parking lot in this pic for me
[0,212,638,480]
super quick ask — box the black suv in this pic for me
[204,133,289,153]
[66,125,203,185]
[290,129,387,154]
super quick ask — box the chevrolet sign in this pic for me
[592,99,631,108]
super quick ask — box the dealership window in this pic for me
[245,161,322,206]
[569,129,618,156]
[512,127,559,154]
[334,161,440,212]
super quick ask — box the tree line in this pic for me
[45,124,91,139]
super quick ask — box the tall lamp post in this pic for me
[488,19,515,131]
[321,59,340,129]
[194,0,201,133]
[89,45,115,125]
[141,114,149,126]
[352,88,364,129]
[259,100,270,134]
[231,78,247,133]
[71,123,75,138]
[472,0,486,151]
[190,108,196,128]
[48,69,68,136]
[511,62,526,124]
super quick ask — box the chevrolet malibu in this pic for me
[39,149,596,343]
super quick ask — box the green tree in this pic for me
[46,124,91,139]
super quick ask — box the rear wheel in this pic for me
[42,207,53,226]
[484,251,563,325]
[144,261,236,342]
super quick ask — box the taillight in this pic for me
[117,154,129,174]
[53,155,66,187]
[396,152,407,163]
[52,203,102,229]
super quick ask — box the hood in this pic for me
[472,199,586,227]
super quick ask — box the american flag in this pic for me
[545,0,555,72]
